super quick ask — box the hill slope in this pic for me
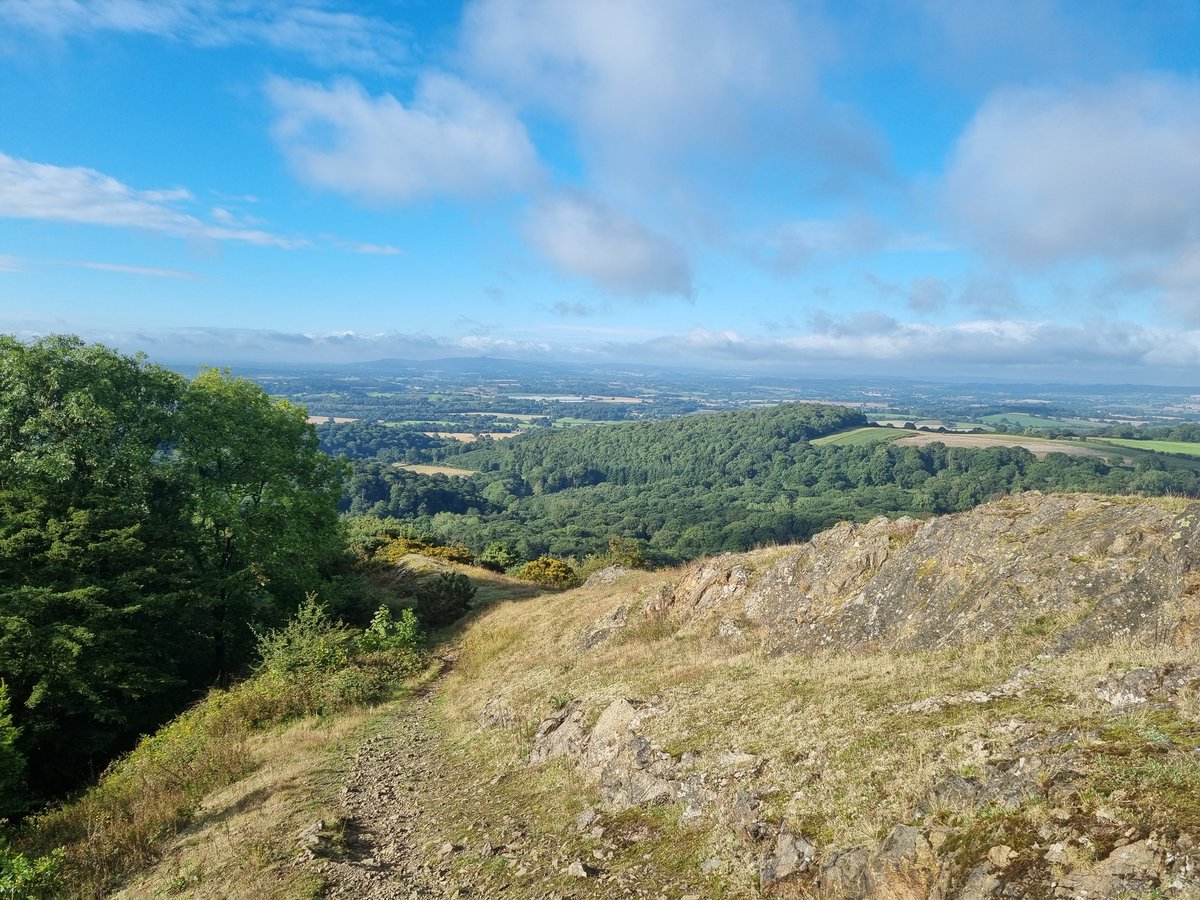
[96,493,1200,898]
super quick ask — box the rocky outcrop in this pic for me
[638,494,1200,654]
[507,494,1200,897]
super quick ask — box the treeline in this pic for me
[315,420,445,461]
[1094,422,1200,442]
[342,404,1200,564]
[0,337,350,810]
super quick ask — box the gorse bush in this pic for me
[414,572,477,628]
[514,556,579,589]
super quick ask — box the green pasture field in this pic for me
[981,412,1101,431]
[811,427,906,447]
[1093,438,1200,458]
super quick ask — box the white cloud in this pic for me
[70,260,202,279]
[525,192,693,298]
[0,152,299,247]
[634,319,1200,378]
[0,0,409,70]
[460,0,822,170]
[0,253,22,272]
[31,318,1200,382]
[747,217,947,274]
[97,326,555,365]
[945,76,1200,265]
[267,75,540,204]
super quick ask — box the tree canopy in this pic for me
[0,336,345,802]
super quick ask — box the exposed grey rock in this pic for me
[576,807,597,831]
[583,565,632,587]
[928,774,983,810]
[528,700,588,765]
[817,846,869,898]
[716,617,745,639]
[584,698,642,770]
[1057,839,1165,898]
[645,558,753,621]
[1096,665,1200,707]
[565,859,589,878]
[477,695,517,730]
[959,863,1001,899]
[647,494,1200,655]
[759,829,815,890]
[581,602,630,649]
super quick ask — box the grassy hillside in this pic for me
[49,493,1200,898]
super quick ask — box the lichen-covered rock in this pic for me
[1095,664,1200,707]
[642,494,1200,655]
[759,829,816,892]
[528,700,589,764]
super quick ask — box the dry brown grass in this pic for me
[112,709,381,899]
[438,563,1200,855]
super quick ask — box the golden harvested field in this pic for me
[394,463,478,476]
[894,431,1105,457]
[422,431,519,442]
[306,415,358,424]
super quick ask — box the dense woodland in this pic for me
[0,337,351,813]
[342,404,1200,563]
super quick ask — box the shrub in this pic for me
[358,606,422,655]
[515,556,579,589]
[21,595,427,896]
[0,837,62,899]
[420,543,475,565]
[254,595,355,676]
[414,573,477,628]
[478,542,521,572]
[377,536,431,565]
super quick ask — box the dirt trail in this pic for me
[306,663,583,900]
[306,662,700,900]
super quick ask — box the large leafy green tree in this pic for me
[175,369,346,678]
[0,337,346,799]
[0,336,189,794]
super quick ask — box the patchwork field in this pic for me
[893,431,1108,457]
[422,431,520,442]
[1095,437,1200,458]
[394,463,478,476]
[811,426,905,446]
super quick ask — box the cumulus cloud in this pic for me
[945,76,1200,265]
[0,0,409,70]
[267,75,540,204]
[459,0,825,171]
[525,192,693,298]
[0,152,299,246]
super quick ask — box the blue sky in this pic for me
[1,0,1199,382]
